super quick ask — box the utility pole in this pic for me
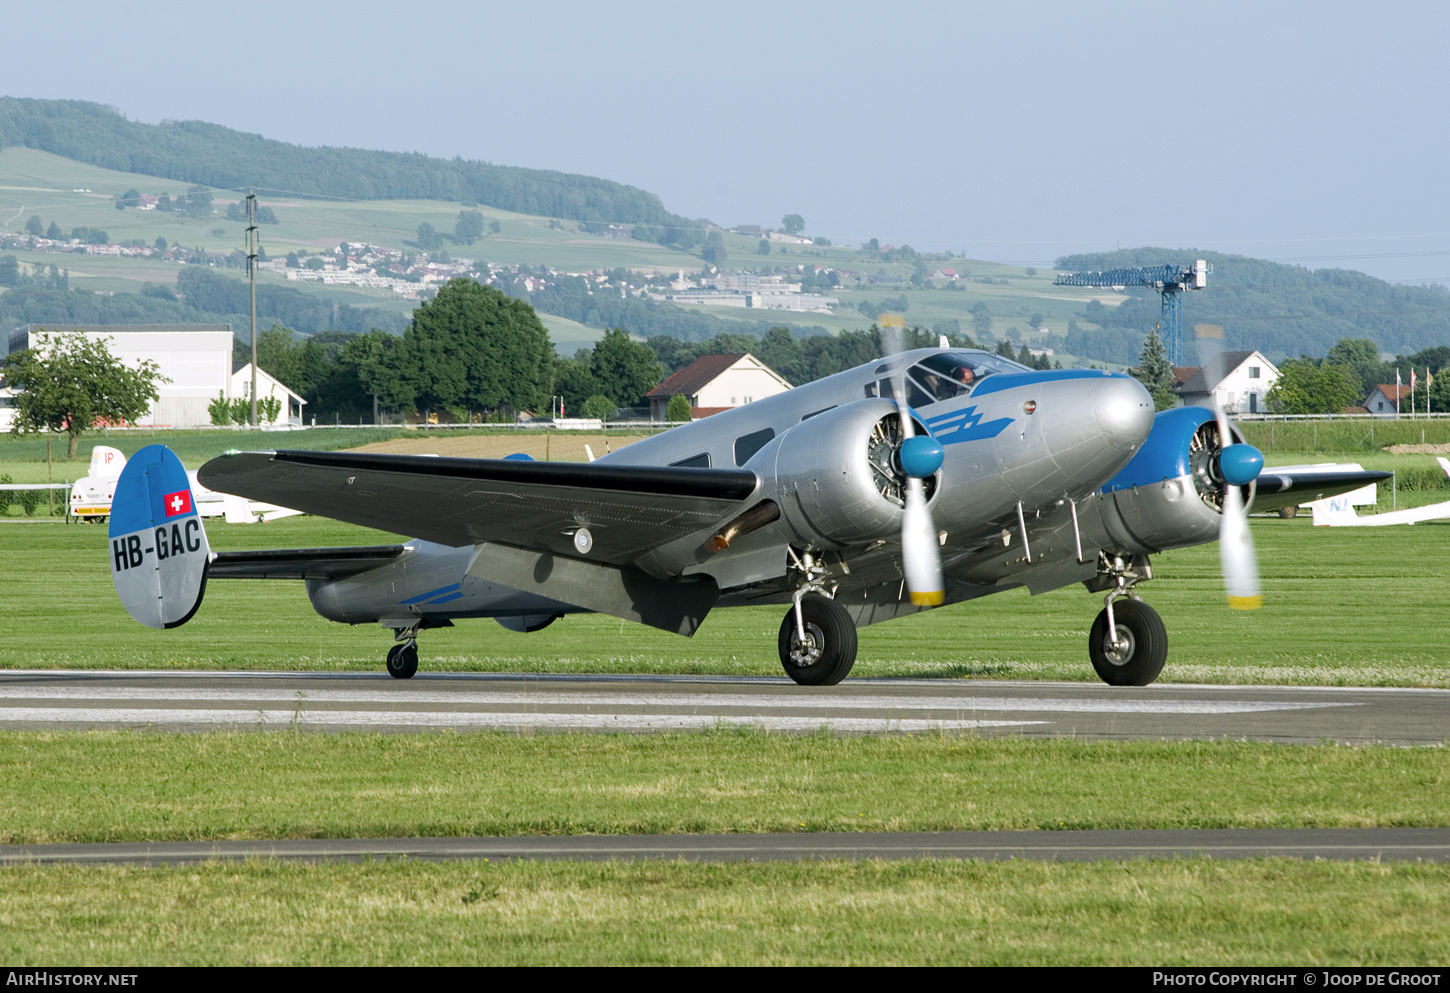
[247,189,259,427]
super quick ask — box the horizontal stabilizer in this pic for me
[208,545,407,580]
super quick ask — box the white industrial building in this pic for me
[6,324,304,428]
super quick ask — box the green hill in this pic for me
[0,97,706,249]
[5,99,1449,368]
[1055,248,1450,364]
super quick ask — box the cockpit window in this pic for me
[902,350,1032,406]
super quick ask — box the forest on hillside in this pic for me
[1054,248,1450,365]
[0,267,408,339]
[0,98,708,250]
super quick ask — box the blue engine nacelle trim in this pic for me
[1101,406,1215,494]
[968,368,1132,398]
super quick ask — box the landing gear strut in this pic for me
[778,595,857,686]
[1089,598,1167,686]
[386,625,420,679]
[1085,552,1167,686]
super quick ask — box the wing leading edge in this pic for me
[197,450,760,567]
[1250,467,1393,514]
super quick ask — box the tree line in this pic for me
[0,268,407,339]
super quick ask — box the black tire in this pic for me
[386,642,419,679]
[778,596,858,686]
[1088,598,1168,686]
[1278,505,1299,519]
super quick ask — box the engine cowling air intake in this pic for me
[1094,406,1263,553]
[751,398,939,550]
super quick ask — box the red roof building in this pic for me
[645,353,792,420]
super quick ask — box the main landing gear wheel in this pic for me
[386,642,419,679]
[1089,598,1168,687]
[778,596,858,686]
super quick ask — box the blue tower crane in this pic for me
[1054,259,1210,365]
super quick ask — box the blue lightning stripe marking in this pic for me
[922,405,1015,446]
[398,583,461,605]
[423,592,464,606]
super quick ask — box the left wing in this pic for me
[198,450,760,568]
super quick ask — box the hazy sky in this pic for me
[8,1,1450,282]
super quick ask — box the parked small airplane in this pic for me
[107,341,1385,687]
[72,445,302,524]
[1311,457,1450,526]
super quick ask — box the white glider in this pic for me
[1310,457,1450,526]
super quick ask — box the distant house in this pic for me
[231,362,307,426]
[645,353,792,420]
[930,268,958,281]
[1365,383,1412,417]
[1174,350,1279,414]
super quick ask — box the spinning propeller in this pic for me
[879,317,946,606]
[1194,324,1265,610]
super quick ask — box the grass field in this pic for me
[1,433,1447,684]
[2,733,1445,845]
[3,501,1448,685]
[2,858,1446,966]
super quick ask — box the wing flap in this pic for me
[198,451,759,566]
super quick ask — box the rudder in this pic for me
[108,445,211,628]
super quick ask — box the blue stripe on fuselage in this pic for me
[398,582,462,605]
[922,405,1014,446]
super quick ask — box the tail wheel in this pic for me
[1089,598,1168,686]
[778,596,858,686]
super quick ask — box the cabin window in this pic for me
[733,427,775,466]
[670,453,712,469]
[867,350,1032,408]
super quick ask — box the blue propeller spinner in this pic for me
[1218,443,1264,486]
[899,435,945,479]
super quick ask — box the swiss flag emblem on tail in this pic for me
[163,490,192,516]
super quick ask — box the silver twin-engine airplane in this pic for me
[108,341,1387,687]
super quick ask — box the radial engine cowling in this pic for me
[750,398,937,550]
[1094,406,1255,553]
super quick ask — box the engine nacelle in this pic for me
[749,398,935,550]
[1092,406,1253,553]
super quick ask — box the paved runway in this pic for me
[5,828,1449,866]
[2,669,1446,744]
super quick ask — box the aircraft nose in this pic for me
[1093,375,1155,454]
